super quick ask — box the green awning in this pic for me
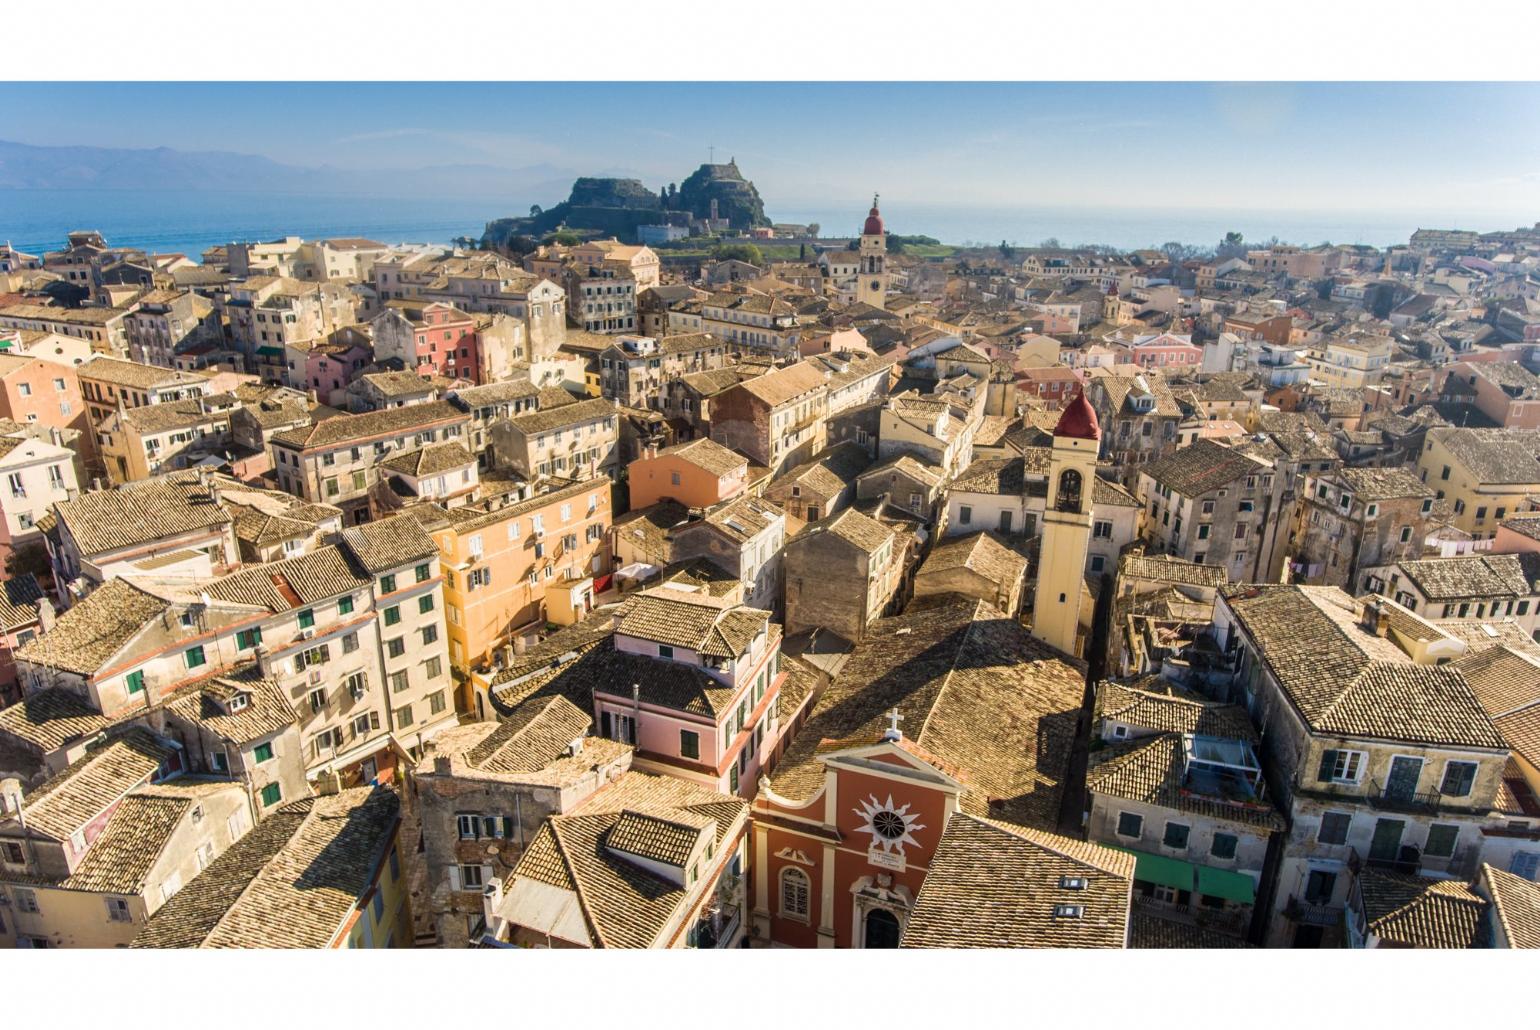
[1196,865,1255,904]
[256,346,284,356]
[1112,847,1196,892]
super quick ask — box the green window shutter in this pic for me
[416,563,430,582]
[185,646,206,669]
[126,670,145,694]
[339,595,354,615]
[1317,749,1339,783]
[254,742,274,763]
[261,783,282,807]
[1425,824,1458,858]
[298,608,315,629]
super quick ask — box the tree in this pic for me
[713,242,764,266]
[547,229,581,246]
[806,223,820,239]
[1039,237,1063,249]
[529,204,543,219]
[999,240,1016,260]
[1216,231,1248,260]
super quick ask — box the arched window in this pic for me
[1057,468,1084,514]
[780,866,810,918]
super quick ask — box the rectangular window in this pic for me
[429,690,446,715]
[1317,749,1365,784]
[418,595,435,615]
[236,627,262,650]
[457,814,480,839]
[381,574,397,593]
[1424,824,1459,858]
[1211,833,1238,860]
[1116,812,1143,839]
[680,729,700,760]
[959,505,972,525]
[126,669,145,695]
[387,638,405,659]
[384,605,401,626]
[338,595,354,615]
[425,656,443,679]
[395,704,413,727]
[415,562,430,582]
[421,625,438,646]
[342,632,359,654]
[459,865,484,889]
[658,644,674,659]
[1318,811,1352,845]
[297,608,315,630]
[389,670,409,693]
[260,783,282,807]
[184,645,207,670]
[1162,822,1191,850]
[1440,761,1478,798]
[253,742,274,763]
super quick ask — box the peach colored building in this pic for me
[627,438,749,510]
[0,352,92,461]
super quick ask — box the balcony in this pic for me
[687,871,745,949]
[1132,893,1249,937]
[1366,780,1444,814]
[1285,894,1344,928]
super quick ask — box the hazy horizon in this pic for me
[2,82,1538,227]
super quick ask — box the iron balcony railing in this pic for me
[1367,780,1443,814]
[1285,895,1344,928]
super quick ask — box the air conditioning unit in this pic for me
[298,628,315,641]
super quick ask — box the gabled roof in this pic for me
[1094,679,1257,740]
[1086,733,1284,830]
[651,437,746,478]
[131,786,400,949]
[1483,863,1540,949]
[18,728,171,841]
[1357,868,1488,949]
[616,587,770,659]
[62,792,195,894]
[340,514,438,574]
[14,578,173,676]
[49,475,232,556]
[270,399,464,450]
[900,812,1133,949]
[1143,438,1268,496]
[379,440,474,478]
[1222,585,1504,749]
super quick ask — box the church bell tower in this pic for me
[1032,389,1101,656]
[857,194,888,309]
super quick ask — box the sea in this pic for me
[0,188,1510,259]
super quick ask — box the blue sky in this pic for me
[3,82,1538,219]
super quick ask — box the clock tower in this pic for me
[857,194,888,310]
[1031,388,1101,657]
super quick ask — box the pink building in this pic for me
[1437,360,1540,429]
[0,573,44,704]
[306,335,375,407]
[1122,332,1203,371]
[371,302,482,383]
[627,437,749,510]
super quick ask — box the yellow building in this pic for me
[1417,427,1540,540]
[1032,391,1101,657]
[417,477,613,701]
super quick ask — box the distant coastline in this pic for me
[1,186,1525,259]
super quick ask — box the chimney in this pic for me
[314,769,342,796]
[1362,599,1389,638]
[433,755,452,776]
[253,643,273,677]
[0,777,23,817]
[512,636,527,656]
[643,439,659,460]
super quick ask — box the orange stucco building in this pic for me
[627,437,748,510]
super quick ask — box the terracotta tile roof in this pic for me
[506,771,747,948]
[204,544,370,611]
[61,793,191,894]
[605,808,713,867]
[465,695,590,774]
[616,587,770,659]
[690,494,783,544]
[733,361,827,407]
[14,578,173,676]
[811,506,895,554]
[770,441,871,500]
[131,786,399,949]
[0,688,113,754]
[1432,618,1540,660]
[1094,679,1258,740]
[270,399,465,450]
[163,670,297,745]
[1143,438,1269,496]
[507,397,615,436]
[1396,554,1538,602]
[768,594,1086,830]
[1483,863,1540,949]
[656,437,746,478]
[1333,466,1434,501]
[1129,912,1252,948]
[857,453,944,489]
[1358,868,1488,948]
[0,572,44,632]
[1454,646,1540,719]
[20,729,171,840]
[379,439,474,478]
[78,355,205,390]
[900,812,1133,948]
[1118,551,1230,589]
[49,476,231,556]
[1086,733,1284,830]
[1431,427,1540,486]
[340,513,438,574]
[1223,585,1505,750]
[613,500,690,559]
[919,531,1027,588]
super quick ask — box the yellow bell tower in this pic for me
[1032,389,1101,656]
[857,194,888,309]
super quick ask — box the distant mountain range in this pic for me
[0,139,577,200]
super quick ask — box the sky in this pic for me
[2,81,1538,221]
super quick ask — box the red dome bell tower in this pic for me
[857,193,888,309]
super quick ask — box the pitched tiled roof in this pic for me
[0,572,43,631]
[163,670,297,745]
[1431,427,1540,486]
[270,399,465,450]
[1358,869,1488,948]
[507,771,747,948]
[1129,912,1252,948]
[49,476,231,556]
[20,729,171,840]
[1143,439,1268,496]
[733,361,827,407]
[340,514,438,574]
[1086,733,1284,830]
[768,594,1086,830]
[1397,554,1537,602]
[857,453,944,489]
[204,545,369,611]
[131,786,399,949]
[1334,466,1434,501]
[1222,585,1505,749]
[79,355,206,390]
[379,440,474,478]
[616,587,770,659]
[1454,646,1540,719]
[14,578,172,676]
[507,397,615,435]
[1483,864,1540,949]
[919,531,1027,588]
[771,441,871,499]
[465,695,590,774]
[0,688,113,754]
[605,808,712,867]
[1118,551,1230,589]
[900,812,1133,948]
[811,506,895,554]
[62,794,191,893]
[655,437,746,478]
[1094,679,1258,739]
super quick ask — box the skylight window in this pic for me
[1053,904,1084,919]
